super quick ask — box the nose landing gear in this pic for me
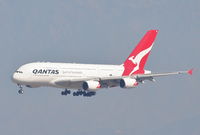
[17,84,23,94]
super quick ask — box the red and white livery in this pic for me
[12,30,192,97]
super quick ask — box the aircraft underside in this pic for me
[16,83,97,97]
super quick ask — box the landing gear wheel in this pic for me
[73,92,77,96]
[61,91,65,95]
[61,89,71,96]
[67,90,71,94]
[18,90,23,94]
[83,91,96,97]
[17,84,23,94]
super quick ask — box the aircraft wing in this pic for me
[97,69,193,85]
[133,69,193,82]
[53,69,193,89]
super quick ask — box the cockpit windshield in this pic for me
[15,71,23,73]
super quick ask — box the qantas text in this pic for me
[33,69,59,74]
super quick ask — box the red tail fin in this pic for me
[122,30,158,76]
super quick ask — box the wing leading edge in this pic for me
[53,69,193,89]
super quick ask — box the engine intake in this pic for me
[82,80,101,91]
[120,78,138,88]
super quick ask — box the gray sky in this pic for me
[0,0,200,135]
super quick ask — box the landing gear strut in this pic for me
[17,84,23,94]
[61,89,71,95]
[73,90,96,97]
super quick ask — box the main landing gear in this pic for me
[61,89,96,97]
[61,89,71,95]
[73,91,96,97]
[17,84,23,94]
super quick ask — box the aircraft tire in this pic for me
[18,90,23,94]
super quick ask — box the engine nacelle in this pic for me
[82,80,101,91]
[120,78,138,88]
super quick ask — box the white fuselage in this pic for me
[12,30,190,96]
[12,62,124,89]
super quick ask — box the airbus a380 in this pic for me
[12,30,193,97]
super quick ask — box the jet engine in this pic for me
[120,78,138,88]
[82,80,101,91]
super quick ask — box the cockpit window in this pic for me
[15,71,23,73]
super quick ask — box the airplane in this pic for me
[12,30,193,97]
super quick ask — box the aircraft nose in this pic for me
[12,73,19,83]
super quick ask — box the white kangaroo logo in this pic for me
[128,56,137,64]
[128,43,153,75]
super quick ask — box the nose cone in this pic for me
[12,73,19,83]
[12,64,28,84]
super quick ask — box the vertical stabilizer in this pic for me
[122,30,158,76]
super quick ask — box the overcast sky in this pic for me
[0,0,200,135]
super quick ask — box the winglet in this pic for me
[187,69,193,75]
